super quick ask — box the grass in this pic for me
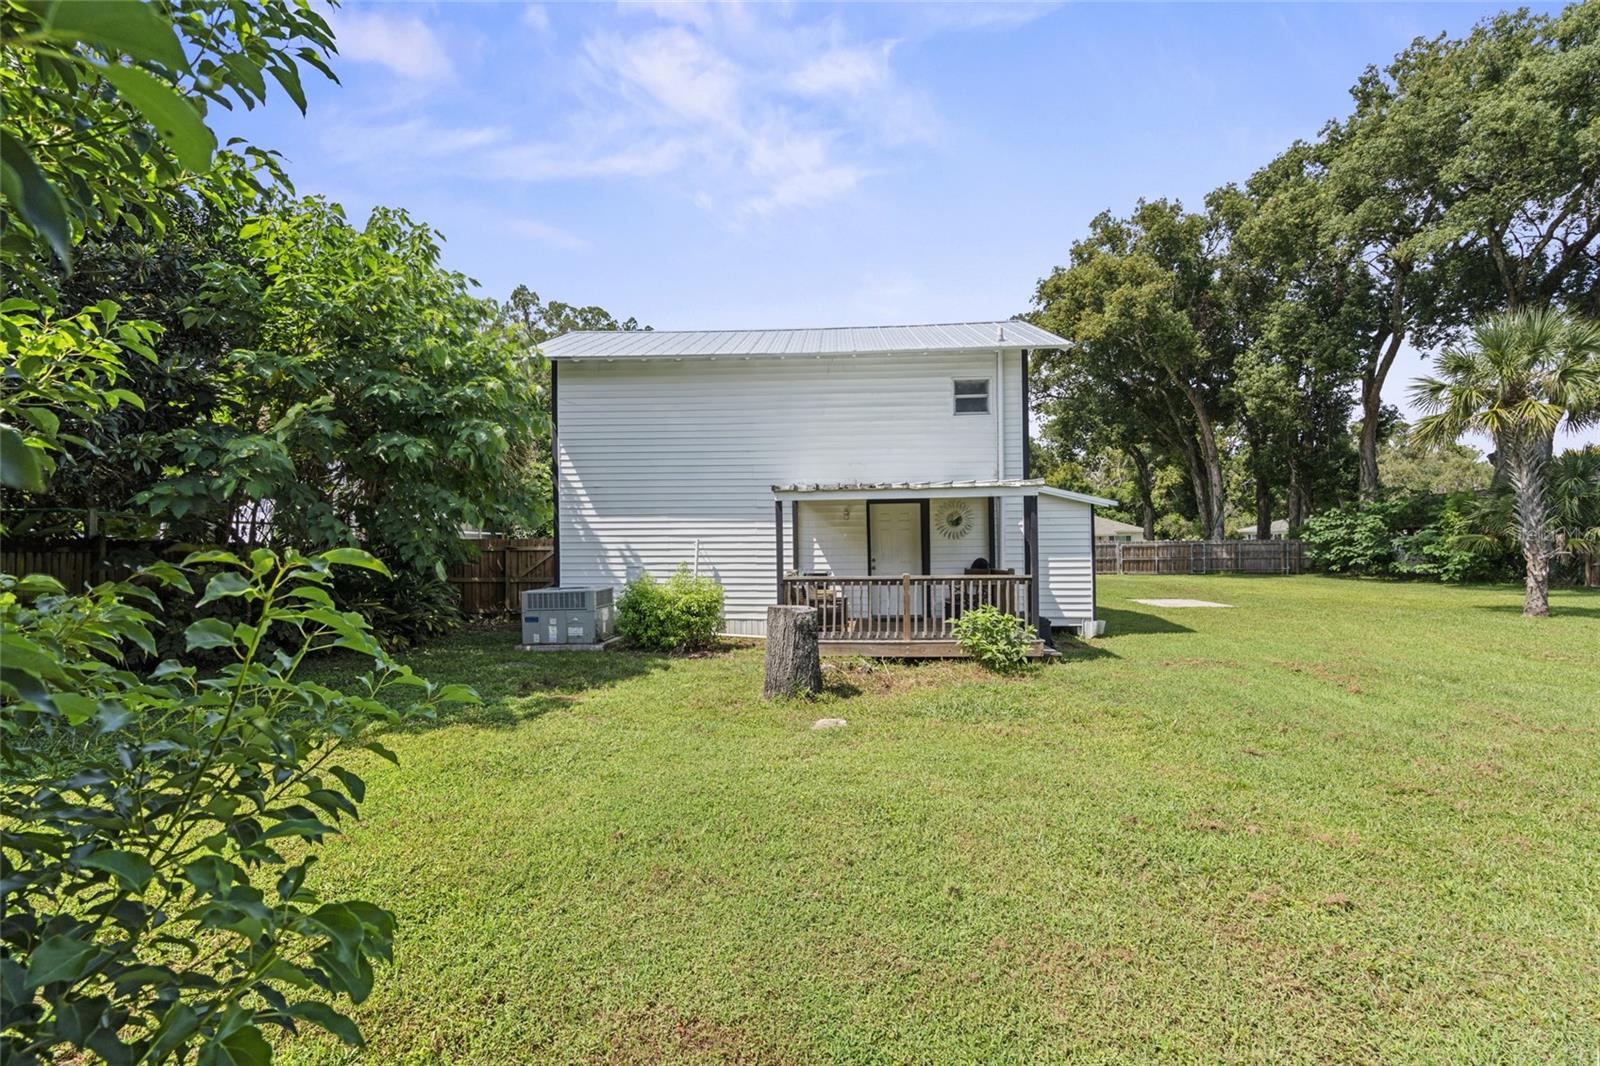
[288,575,1599,1064]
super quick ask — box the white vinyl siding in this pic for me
[997,350,1025,571]
[929,498,990,574]
[794,501,866,575]
[557,351,1024,631]
[1038,495,1095,626]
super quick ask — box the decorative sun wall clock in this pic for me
[935,502,976,540]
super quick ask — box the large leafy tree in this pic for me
[2,3,468,1061]
[499,285,645,344]
[1411,309,1600,615]
[127,197,548,573]
[1,0,338,496]
[6,175,265,538]
[1218,153,1367,533]
[1320,1,1599,497]
[1,0,336,286]
[1378,431,1494,495]
[1031,200,1240,539]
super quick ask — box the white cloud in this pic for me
[585,27,742,127]
[521,3,551,33]
[789,44,892,97]
[484,138,689,181]
[903,3,1063,33]
[505,217,589,250]
[318,3,942,221]
[331,8,454,81]
[618,0,717,31]
[551,8,931,220]
[318,116,507,163]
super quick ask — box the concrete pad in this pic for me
[516,636,625,652]
[812,718,848,730]
[1132,598,1234,608]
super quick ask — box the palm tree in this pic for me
[1410,309,1600,616]
[1547,446,1600,588]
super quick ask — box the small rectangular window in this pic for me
[953,378,990,415]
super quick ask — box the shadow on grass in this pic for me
[1473,603,1600,619]
[1049,636,1120,661]
[375,624,684,731]
[1095,606,1196,637]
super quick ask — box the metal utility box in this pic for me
[521,586,615,646]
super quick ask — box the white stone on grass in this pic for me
[1132,598,1234,608]
[812,718,848,730]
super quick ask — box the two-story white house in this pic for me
[543,321,1113,655]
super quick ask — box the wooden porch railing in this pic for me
[781,574,1032,642]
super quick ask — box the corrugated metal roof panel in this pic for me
[773,478,1046,493]
[541,320,1067,360]
[770,479,1118,507]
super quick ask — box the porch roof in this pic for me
[771,478,1116,507]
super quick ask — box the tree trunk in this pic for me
[1358,386,1383,500]
[1507,437,1552,618]
[1523,549,1551,617]
[1254,472,1272,541]
[1129,446,1157,540]
[1359,270,1409,500]
[1285,458,1304,534]
[763,605,822,699]
[1175,380,1227,541]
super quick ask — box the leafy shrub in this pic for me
[1394,494,1521,583]
[1300,501,1406,574]
[952,604,1034,672]
[336,568,464,648]
[0,547,477,1064]
[616,566,723,652]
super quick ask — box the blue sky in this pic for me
[214,0,1589,444]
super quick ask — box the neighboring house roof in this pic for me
[1094,515,1145,538]
[1233,518,1290,535]
[542,320,1068,360]
[771,478,1117,508]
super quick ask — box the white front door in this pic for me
[869,502,922,617]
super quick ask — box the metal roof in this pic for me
[542,320,1067,360]
[771,479,1117,507]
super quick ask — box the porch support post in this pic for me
[1023,494,1039,624]
[790,501,800,572]
[774,499,785,605]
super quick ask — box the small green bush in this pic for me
[951,604,1033,672]
[616,566,724,652]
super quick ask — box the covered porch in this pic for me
[771,480,1046,657]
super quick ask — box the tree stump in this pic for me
[763,605,821,700]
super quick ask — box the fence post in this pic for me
[502,544,513,612]
[1116,542,1124,575]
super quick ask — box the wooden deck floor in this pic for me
[819,638,1051,659]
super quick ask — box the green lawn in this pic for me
[288,576,1599,1064]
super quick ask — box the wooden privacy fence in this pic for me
[3,536,557,614]
[445,538,555,614]
[1,540,111,590]
[1096,540,1305,575]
